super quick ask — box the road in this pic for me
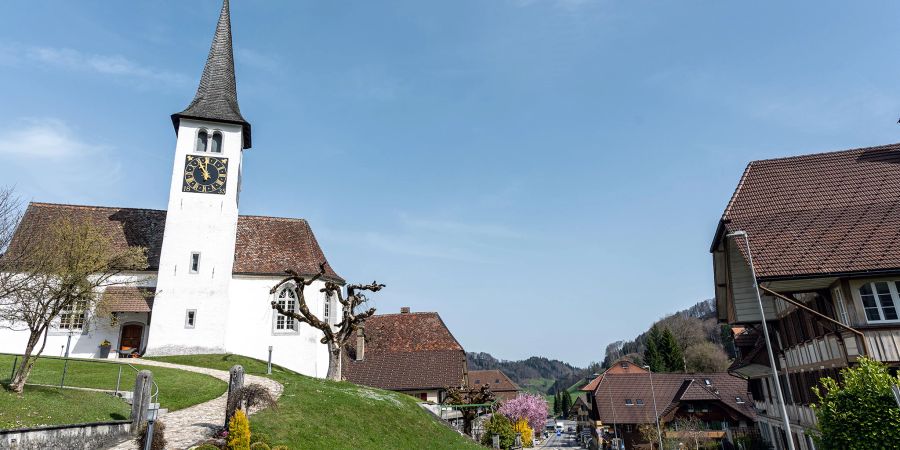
[538,420,583,449]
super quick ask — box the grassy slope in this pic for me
[0,385,131,429]
[150,354,482,450]
[0,354,226,412]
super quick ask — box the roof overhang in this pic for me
[171,113,252,149]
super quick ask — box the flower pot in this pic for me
[99,344,111,358]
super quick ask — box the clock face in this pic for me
[183,155,228,194]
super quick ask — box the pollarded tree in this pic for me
[269,262,383,381]
[812,357,900,449]
[445,383,496,436]
[0,217,147,392]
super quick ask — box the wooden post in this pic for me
[225,365,245,427]
[131,370,153,435]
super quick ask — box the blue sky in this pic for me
[2,1,900,366]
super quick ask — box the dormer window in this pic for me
[736,396,745,404]
[704,379,712,386]
[196,129,209,152]
[625,399,633,406]
[210,132,223,153]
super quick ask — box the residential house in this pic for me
[0,0,343,378]
[580,359,649,395]
[710,143,900,449]
[468,369,521,402]
[590,373,756,449]
[342,308,468,403]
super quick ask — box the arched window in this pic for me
[210,132,223,153]
[196,129,209,152]
[274,287,298,332]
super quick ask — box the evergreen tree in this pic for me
[660,328,684,372]
[553,392,561,415]
[561,391,572,417]
[643,326,664,372]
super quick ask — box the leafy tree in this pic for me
[644,326,664,372]
[659,329,684,372]
[812,357,900,449]
[0,216,147,393]
[269,263,383,381]
[481,413,516,449]
[684,342,730,373]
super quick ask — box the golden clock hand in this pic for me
[198,158,211,180]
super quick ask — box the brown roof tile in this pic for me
[8,203,341,281]
[593,373,754,424]
[716,143,900,279]
[469,369,521,392]
[101,286,155,312]
[343,312,468,391]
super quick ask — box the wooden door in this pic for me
[120,324,143,351]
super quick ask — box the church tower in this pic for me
[146,0,251,355]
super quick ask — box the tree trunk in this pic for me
[9,328,45,393]
[326,342,342,381]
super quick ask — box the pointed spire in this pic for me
[172,0,251,149]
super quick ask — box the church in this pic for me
[0,0,341,377]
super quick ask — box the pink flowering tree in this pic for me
[498,393,549,431]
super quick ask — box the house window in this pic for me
[620,362,628,369]
[210,132,223,153]
[735,396,745,404]
[185,310,196,328]
[196,129,209,152]
[323,298,331,322]
[60,301,87,330]
[274,287,298,332]
[704,379,712,386]
[625,424,633,432]
[859,282,899,322]
[625,399,633,406]
[636,399,644,405]
[190,252,200,274]
[832,287,851,325]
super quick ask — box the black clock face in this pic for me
[183,155,228,194]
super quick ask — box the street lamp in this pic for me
[643,366,663,450]
[726,230,795,450]
[144,402,160,450]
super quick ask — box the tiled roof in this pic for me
[343,312,468,391]
[581,374,603,392]
[172,0,251,148]
[101,286,155,312]
[592,373,754,424]
[8,203,341,281]
[469,369,520,392]
[716,143,900,279]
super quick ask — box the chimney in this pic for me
[400,306,410,314]
[355,327,365,361]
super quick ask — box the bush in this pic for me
[136,420,166,450]
[513,419,534,448]
[249,443,270,450]
[229,384,277,414]
[195,445,221,450]
[227,409,251,450]
[271,446,290,450]
[481,413,516,449]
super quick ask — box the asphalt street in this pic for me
[538,420,583,449]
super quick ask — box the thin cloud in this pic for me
[0,42,188,87]
[0,118,105,158]
[398,213,526,240]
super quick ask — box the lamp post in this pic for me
[727,230,795,450]
[144,402,159,450]
[644,366,663,450]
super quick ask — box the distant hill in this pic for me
[466,352,600,395]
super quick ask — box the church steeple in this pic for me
[172,0,251,149]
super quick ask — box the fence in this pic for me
[0,352,157,402]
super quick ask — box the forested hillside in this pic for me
[466,352,600,395]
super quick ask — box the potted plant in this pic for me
[99,339,112,358]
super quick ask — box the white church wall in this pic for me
[146,119,244,356]
[226,275,332,377]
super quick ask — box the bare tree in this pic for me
[444,384,496,437]
[0,186,25,300]
[0,217,147,392]
[683,341,730,373]
[269,262,383,381]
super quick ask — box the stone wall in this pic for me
[0,420,131,450]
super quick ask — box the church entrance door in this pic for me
[120,324,144,355]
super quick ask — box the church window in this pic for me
[190,252,200,274]
[274,287,298,332]
[185,309,196,328]
[210,132,223,153]
[323,297,331,322]
[196,129,209,152]
[60,301,87,330]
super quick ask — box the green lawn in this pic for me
[0,353,226,412]
[149,354,482,450]
[0,385,131,429]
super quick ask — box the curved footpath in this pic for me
[106,359,283,450]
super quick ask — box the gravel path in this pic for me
[106,359,283,450]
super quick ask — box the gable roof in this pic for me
[172,0,251,148]
[713,143,900,279]
[100,286,155,313]
[469,369,520,392]
[343,312,467,391]
[7,203,342,281]
[592,373,754,424]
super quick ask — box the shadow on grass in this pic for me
[110,412,128,420]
